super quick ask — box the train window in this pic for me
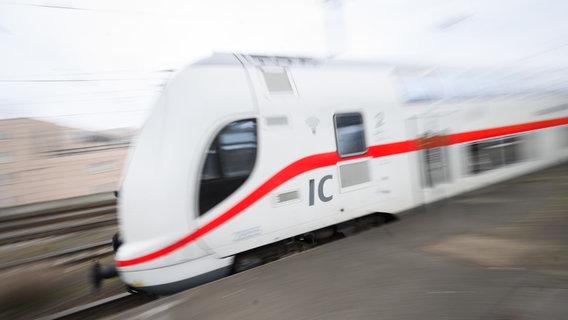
[334,113,367,158]
[467,134,526,175]
[198,119,257,215]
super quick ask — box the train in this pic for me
[93,53,568,295]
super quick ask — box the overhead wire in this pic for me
[0,78,167,83]
[0,68,175,82]
[2,94,159,107]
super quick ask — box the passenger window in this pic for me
[334,113,367,157]
[199,119,257,215]
[466,134,526,175]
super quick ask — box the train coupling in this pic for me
[91,261,118,291]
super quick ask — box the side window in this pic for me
[466,134,526,175]
[334,113,367,158]
[199,119,257,215]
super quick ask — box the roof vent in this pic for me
[242,54,318,67]
[262,68,294,94]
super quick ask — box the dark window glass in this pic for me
[334,113,367,157]
[503,136,521,165]
[467,135,526,175]
[199,119,257,215]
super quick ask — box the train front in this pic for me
[110,54,258,294]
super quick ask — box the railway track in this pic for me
[0,204,117,245]
[0,202,118,273]
[0,240,113,271]
[0,202,127,319]
[37,292,157,320]
[0,203,400,319]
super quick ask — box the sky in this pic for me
[1,0,567,131]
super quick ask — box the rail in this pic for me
[37,292,157,320]
[0,205,117,245]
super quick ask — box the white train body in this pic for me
[115,53,568,294]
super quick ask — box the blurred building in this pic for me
[0,118,133,208]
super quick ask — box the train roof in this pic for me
[194,52,394,68]
[192,53,568,102]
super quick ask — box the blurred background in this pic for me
[1,0,568,207]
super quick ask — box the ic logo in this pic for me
[308,175,333,206]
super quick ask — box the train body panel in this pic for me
[114,53,568,294]
[116,61,256,272]
[403,94,568,205]
[199,62,407,257]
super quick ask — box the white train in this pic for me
[101,53,568,294]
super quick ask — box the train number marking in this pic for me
[234,226,262,241]
[309,175,334,206]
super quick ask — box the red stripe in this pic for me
[450,117,568,144]
[368,140,417,157]
[116,152,341,267]
[116,116,568,267]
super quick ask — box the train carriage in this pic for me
[101,53,568,294]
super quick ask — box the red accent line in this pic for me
[116,152,340,267]
[368,140,418,157]
[116,116,568,267]
[450,117,568,144]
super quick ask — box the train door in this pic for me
[407,112,453,204]
[332,112,379,215]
